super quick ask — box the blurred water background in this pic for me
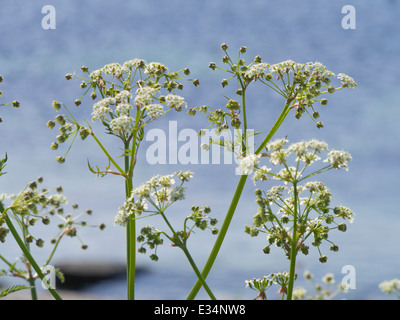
[1,0,400,299]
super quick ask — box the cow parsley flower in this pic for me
[245,62,270,80]
[337,73,357,89]
[324,150,352,171]
[237,154,261,175]
[252,166,272,184]
[305,62,335,79]
[134,86,160,107]
[102,62,128,78]
[165,94,187,111]
[110,115,133,134]
[145,103,164,119]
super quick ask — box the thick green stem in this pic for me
[286,181,299,300]
[159,212,216,300]
[125,141,135,300]
[28,276,38,300]
[181,246,216,300]
[1,205,62,300]
[186,101,292,300]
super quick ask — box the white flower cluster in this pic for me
[379,279,400,295]
[323,150,352,171]
[337,73,357,89]
[268,60,335,79]
[250,138,352,184]
[114,171,194,226]
[91,90,134,134]
[237,154,261,175]
[244,62,270,79]
[134,86,160,107]
[165,94,187,111]
[89,60,146,80]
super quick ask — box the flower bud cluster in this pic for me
[246,272,292,300]
[207,44,357,130]
[245,138,354,264]
[0,177,105,249]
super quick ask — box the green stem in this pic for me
[181,246,217,300]
[125,141,135,300]
[159,212,216,300]
[1,205,62,300]
[287,181,299,300]
[186,101,292,300]
[28,276,38,300]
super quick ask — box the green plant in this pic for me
[187,44,356,299]
[0,178,105,300]
[48,59,199,299]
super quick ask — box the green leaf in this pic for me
[0,285,32,298]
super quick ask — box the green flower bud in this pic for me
[74,99,81,106]
[52,101,61,111]
[254,55,262,63]
[240,46,247,54]
[222,55,229,64]
[338,223,347,232]
[25,234,34,243]
[56,134,66,143]
[138,247,146,254]
[330,244,339,252]
[42,216,50,225]
[264,73,273,81]
[221,79,229,88]
[47,120,56,129]
[65,73,72,80]
[231,117,241,129]
[209,62,217,70]
[55,115,65,125]
[263,246,270,254]
[221,43,229,51]
[99,223,106,230]
[91,92,97,100]
[81,244,88,250]
[81,66,89,73]
[56,156,65,164]
[211,228,218,235]
[320,98,328,105]
[187,108,196,116]
[210,218,218,226]
[36,238,45,248]
[192,79,200,87]
[12,101,20,108]
[319,255,328,263]
[328,86,335,93]
[150,254,159,261]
